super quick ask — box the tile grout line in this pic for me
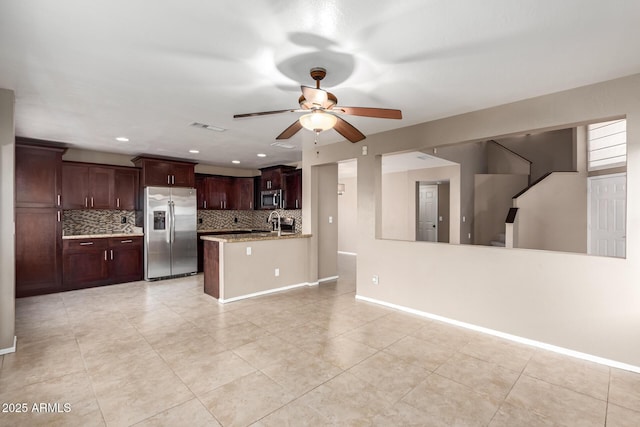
[61,293,109,427]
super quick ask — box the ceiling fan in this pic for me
[233,67,402,143]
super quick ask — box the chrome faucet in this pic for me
[267,210,281,237]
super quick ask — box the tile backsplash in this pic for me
[198,209,302,233]
[64,209,302,235]
[63,210,137,236]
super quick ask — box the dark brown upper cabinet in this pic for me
[196,175,255,210]
[283,169,302,209]
[259,165,296,191]
[114,168,139,210]
[62,162,138,210]
[15,141,65,208]
[234,177,255,210]
[132,156,196,188]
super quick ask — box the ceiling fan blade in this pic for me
[334,106,402,119]
[301,86,328,107]
[233,109,293,118]
[276,120,304,140]
[333,116,366,143]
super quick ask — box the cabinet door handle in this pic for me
[57,194,61,206]
[79,242,94,246]
[120,239,132,243]
[104,250,107,261]
[91,197,94,208]
[250,202,252,209]
[172,175,175,185]
[57,211,61,222]
[204,200,207,209]
[110,249,114,260]
[116,198,120,208]
[223,201,226,209]
[85,197,88,207]
[167,175,171,184]
[296,199,298,209]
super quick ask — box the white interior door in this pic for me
[416,183,438,242]
[588,174,626,258]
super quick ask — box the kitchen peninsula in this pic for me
[201,232,311,302]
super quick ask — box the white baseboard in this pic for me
[219,282,310,304]
[337,251,357,256]
[355,295,640,374]
[0,336,17,355]
[318,275,339,283]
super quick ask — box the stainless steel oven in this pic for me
[260,189,283,209]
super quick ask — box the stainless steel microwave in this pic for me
[260,189,283,209]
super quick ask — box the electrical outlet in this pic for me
[198,218,203,224]
[234,217,238,223]
[372,275,379,285]
[362,145,368,155]
[468,233,472,239]
[462,216,466,223]
[275,268,280,277]
[329,216,333,224]
[246,247,251,256]
[121,216,127,224]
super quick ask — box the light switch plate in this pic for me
[246,247,251,255]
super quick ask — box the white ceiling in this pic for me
[2,1,640,169]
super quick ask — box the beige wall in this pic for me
[381,164,461,243]
[338,176,358,254]
[496,128,574,182]
[474,174,529,245]
[487,142,531,176]
[64,147,259,177]
[303,73,640,368]
[514,172,588,253]
[220,237,309,300]
[432,142,487,243]
[437,183,450,243]
[316,164,338,279]
[0,89,15,352]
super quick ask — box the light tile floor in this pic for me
[2,254,640,426]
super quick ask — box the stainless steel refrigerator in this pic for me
[144,186,197,280]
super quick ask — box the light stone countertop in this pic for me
[200,232,311,243]
[62,233,145,240]
[197,228,269,234]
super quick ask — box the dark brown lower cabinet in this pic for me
[15,208,63,297]
[63,239,109,290]
[63,236,143,290]
[109,237,144,284]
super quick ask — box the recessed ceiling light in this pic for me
[115,137,129,142]
[257,153,267,157]
[189,149,200,154]
[231,160,240,164]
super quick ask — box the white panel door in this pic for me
[416,183,438,242]
[588,174,626,258]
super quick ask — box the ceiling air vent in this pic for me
[190,122,226,132]
[270,141,296,149]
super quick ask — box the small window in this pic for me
[587,119,626,171]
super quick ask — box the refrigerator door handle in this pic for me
[170,200,176,244]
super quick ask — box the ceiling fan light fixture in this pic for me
[299,111,337,133]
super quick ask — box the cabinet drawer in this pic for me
[63,238,108,252]
[108,236,143,248]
